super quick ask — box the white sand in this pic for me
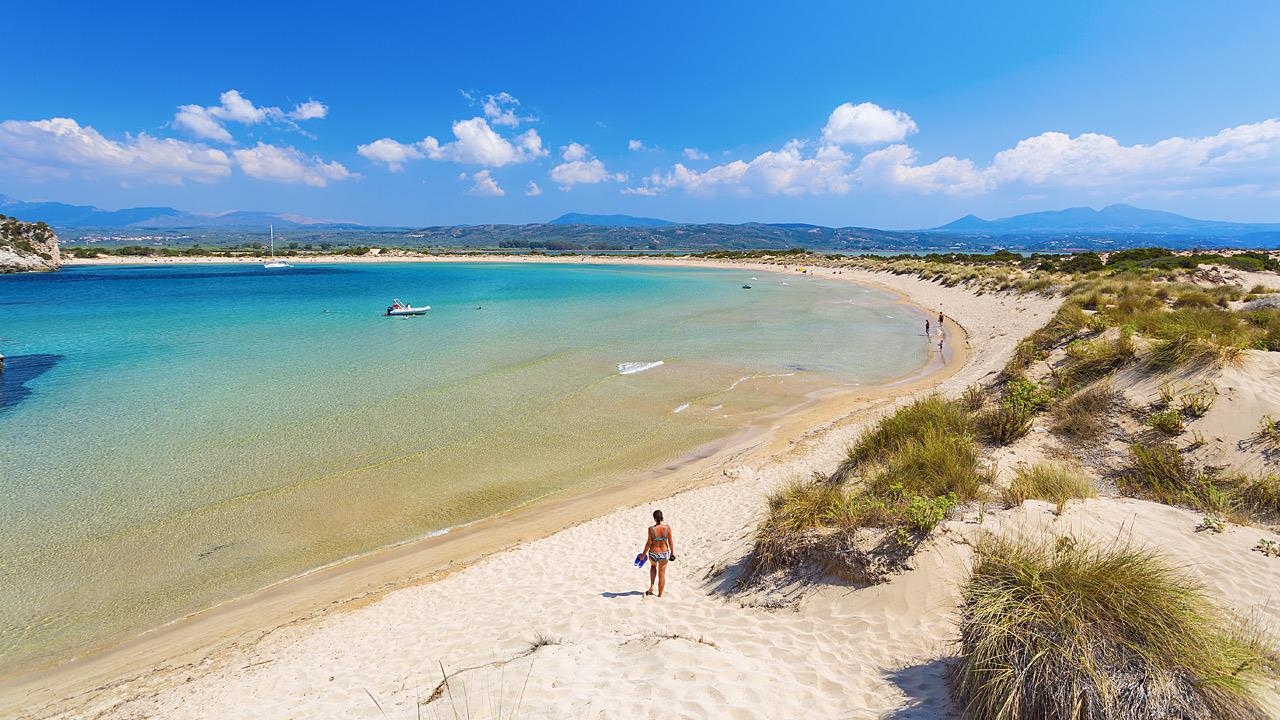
[20,265,1280,719]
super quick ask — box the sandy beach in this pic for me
[12,257,1280,719]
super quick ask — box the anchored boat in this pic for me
[385,299,430,316]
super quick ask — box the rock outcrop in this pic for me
[0,214,61,272]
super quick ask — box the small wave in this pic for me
[618,360,664,375]
[673,403,690,413]
[726,371,796,392]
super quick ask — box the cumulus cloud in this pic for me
[359,117,546,170]
[855,144,990,195]
[173,90,327,143]
[627,99,1280,198]
[986,121,1280,188]
[628,139,646,151]
[683,147,709,161]
[525,180,543,196]
[481,92,534,127]
[821,102,918,146]
[0,117,232,183]
[466,169,505,196]
[627,140,852,196]
[288,100,328,121]
[232,142,354,186]
[549,143,626,190]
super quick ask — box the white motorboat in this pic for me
[263,225,291,269]
[385,299,430,316]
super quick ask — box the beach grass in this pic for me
[955,534,1273,720]
[1004,462,1095,513]
[1050,383,1118,441]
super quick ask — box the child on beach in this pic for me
[641,510,676,597]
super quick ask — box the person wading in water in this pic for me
[642,510,676,597]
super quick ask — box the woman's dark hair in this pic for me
[653,509,663,523]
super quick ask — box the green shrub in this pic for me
[955,535,1273,720]
[1146,408,1186,435]
[1004,462,1096,512]
[1002,377,1050,414]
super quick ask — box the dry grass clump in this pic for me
[1058,331,1136,386]
[955,535,1274,720]
[1221,473,1280,524]
[976,405,1032,445]
[1004,462,1095,512]
[1051,383,1118,440]
[1118,443,1229,513]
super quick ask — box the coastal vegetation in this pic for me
[1003,462,1095,513]
[955,535,1274,720]
[0,214,61,272]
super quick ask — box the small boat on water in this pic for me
[742,284,752,289]
[385,299,430,316]
[263,225,291,269]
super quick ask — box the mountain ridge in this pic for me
[932,203,1280,237]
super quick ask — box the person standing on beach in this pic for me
[938,310,944,328]
[925,319,931,336]
[642,510,675,597]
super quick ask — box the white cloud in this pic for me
[628,139,645,151]
[821,102,918,146]
[353,138,423,172]
[525,180,543,196]
[627,140,852,196]
[683,147,709,161]
[481,92,533,127]
[288,100,328,121]
[466,169,505,196]
[627,98,1280,199]
[359,117,547,170]
[232,142,354,186]
[561,142,589,162]
[855,144,990,195]
[172,90,327,143]
[549,143,626,190]
[987,121,1280,188]
[0,117,232,183]
[173,105,234,143]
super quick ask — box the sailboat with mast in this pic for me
[263,225,291,269]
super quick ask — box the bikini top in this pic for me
[650,525,670,544]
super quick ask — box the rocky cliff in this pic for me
[0,214,61,272]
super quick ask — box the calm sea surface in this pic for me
[0,262,929,671]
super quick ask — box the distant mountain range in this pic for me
[0,194,363,230]
[549,213,674,227]
[933,204,1280,238]
[4,193,1279,252]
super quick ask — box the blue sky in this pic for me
[2,1,1279,228]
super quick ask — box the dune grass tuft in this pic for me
[1004,462,1095,513]
[1058,331,1136,386]
[839,395,972,478]
[955,535,1274,720]
[865,428,988,502]
[1050,383,1117,441]
[1118,442,1230,513]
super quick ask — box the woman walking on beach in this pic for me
[642,510,676,597]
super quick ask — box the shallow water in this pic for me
[0,261,929,671]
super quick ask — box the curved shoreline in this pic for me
[2,258,982,716]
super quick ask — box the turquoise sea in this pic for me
[0,261,929,672]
